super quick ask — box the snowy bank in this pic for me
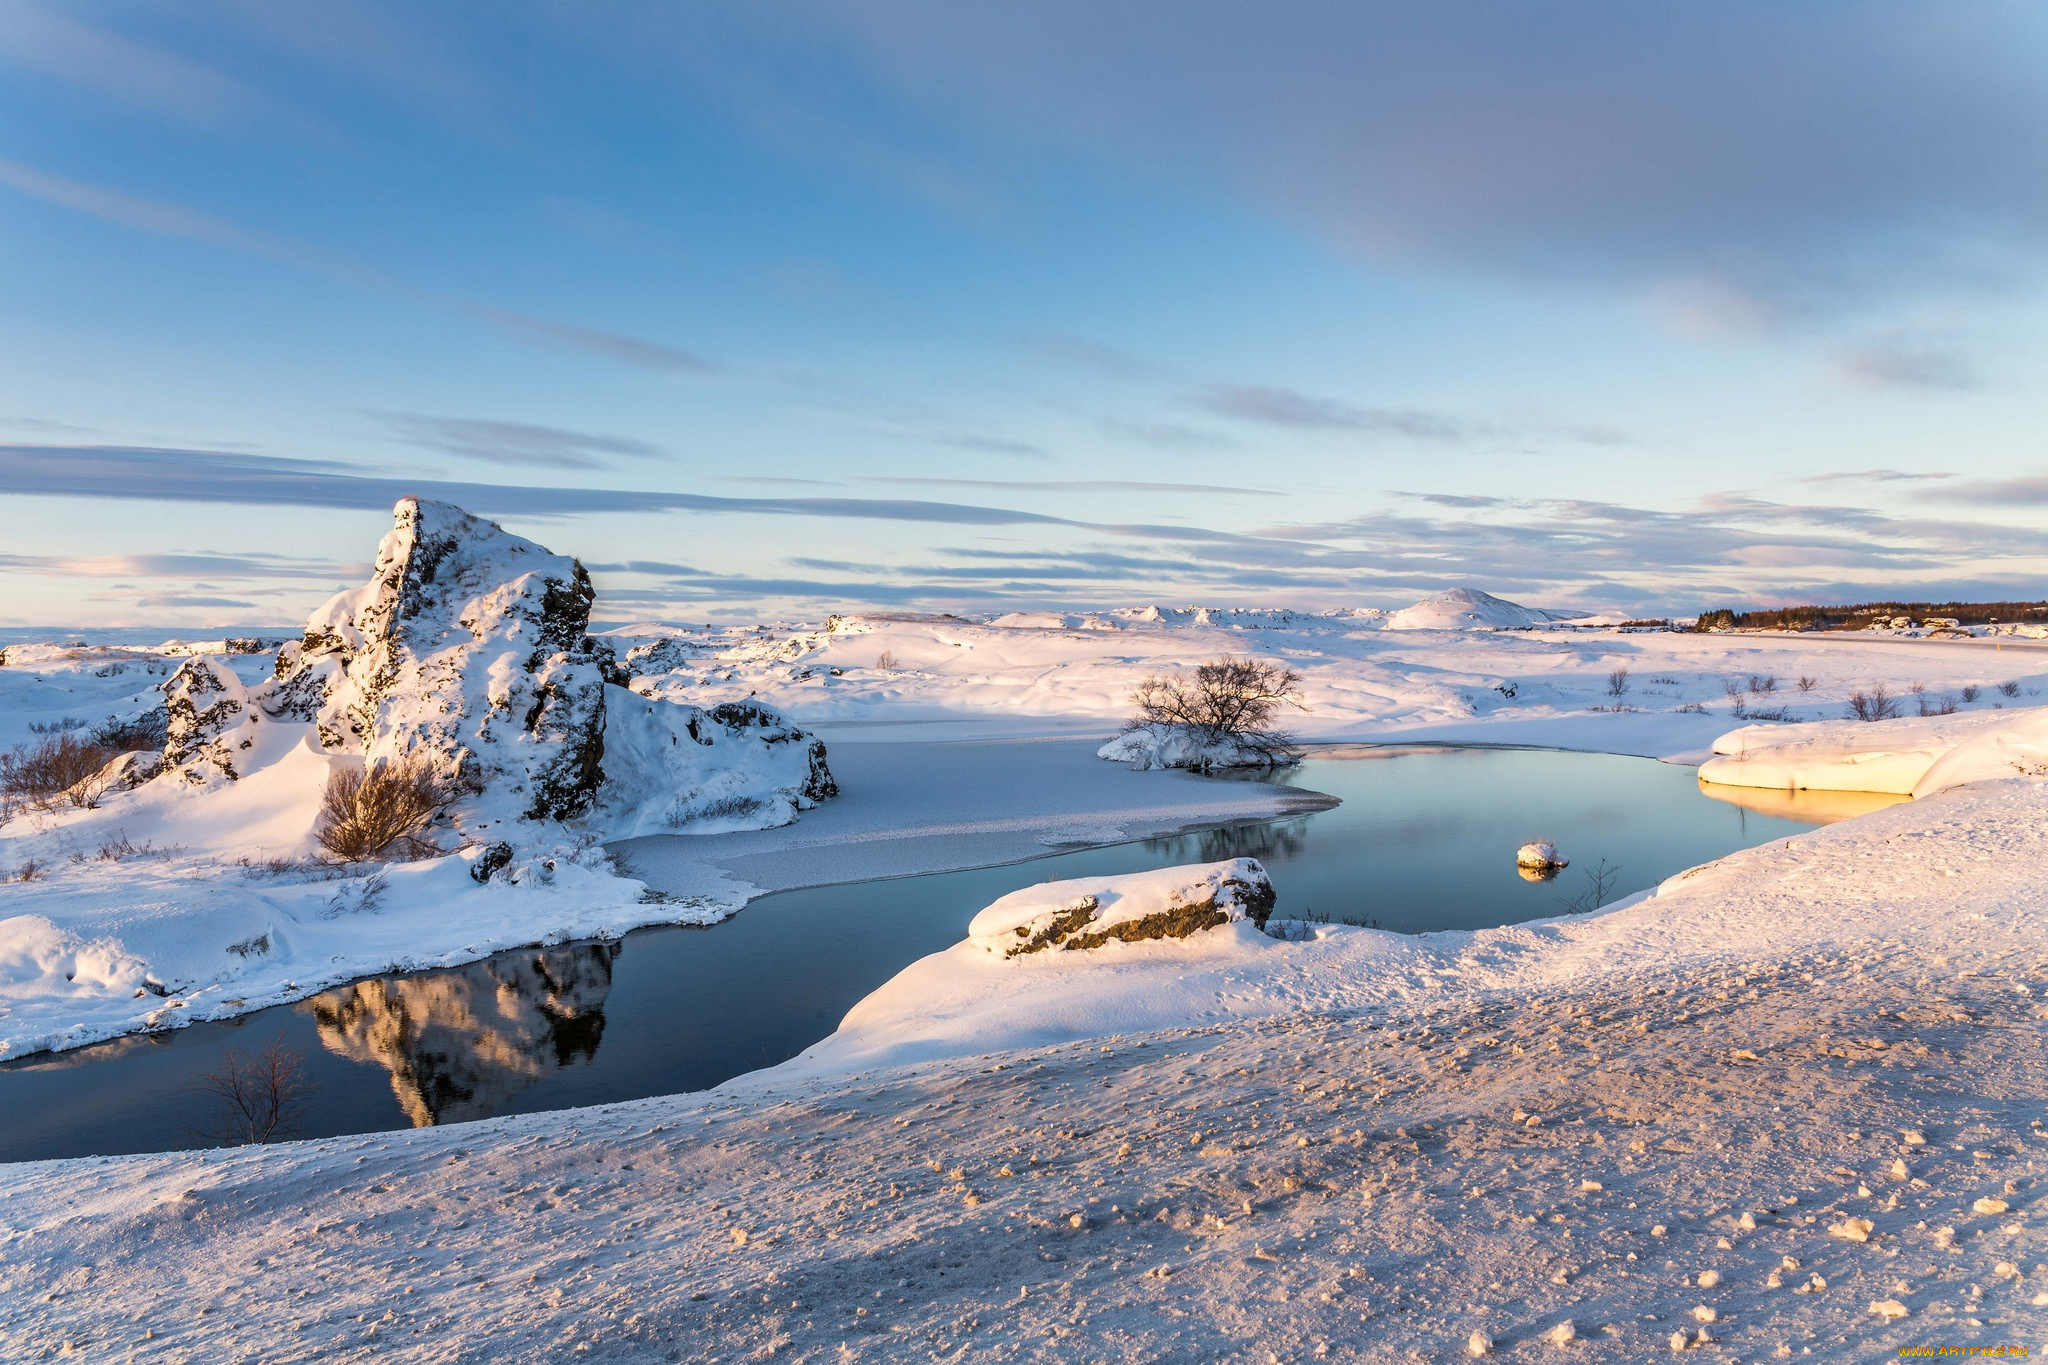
[1700,706,2048,798]
[784,768,2048,1078]
[6,756,2046,1362]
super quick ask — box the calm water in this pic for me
[0,747,1860,1162]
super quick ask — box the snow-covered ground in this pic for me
[613,597,2047,760]
[4,774,2044,1361]
[7,554,2048,1358]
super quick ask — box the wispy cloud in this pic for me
[771,3,2048,316]
[858,476,1280,497]
[1194,383,1625,449]
[1008,331,1157,381]
[448,302,716,377]
[0,2,282,129]
[1932,476,2048,507]
[0,551,367,579]
[374,413,665,470]
[1798,469,1956,485]
[0,443,1259,544]
[0,157,719,379]
[1837,335,1980,392]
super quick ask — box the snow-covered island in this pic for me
[4,555,2047,1360]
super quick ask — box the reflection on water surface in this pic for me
[309,944,617,1127]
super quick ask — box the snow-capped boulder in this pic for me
[968,859,1276,958]
[161,655,258,784]
[597,692,837,838]
[1385,588,1560,631]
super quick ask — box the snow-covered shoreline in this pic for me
[5,773,2044,1360]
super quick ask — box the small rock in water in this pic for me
[1516,840,1567,870]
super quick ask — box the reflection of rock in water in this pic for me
[1143,817,1308,865]
[307,943,617,1127]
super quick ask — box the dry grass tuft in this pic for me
[314,755,455,863]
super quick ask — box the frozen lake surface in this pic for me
[0,746,1878,1162]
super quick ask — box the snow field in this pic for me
[615,609,2047,757]
[3,775,2045,1359]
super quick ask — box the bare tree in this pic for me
[315,755,455,862]
[1605,667,1630,698]
[201,1036,313,1145]
[1796,676,1817,693]
[1126,656,1307,768]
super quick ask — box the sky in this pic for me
[4,1,2048,629]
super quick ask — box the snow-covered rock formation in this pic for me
[239,496,834,836]
[967,859,1276,957]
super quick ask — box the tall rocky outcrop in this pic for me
[268,498,622,820]
[248,496,834,833]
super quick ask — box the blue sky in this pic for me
[4,1,2048,628]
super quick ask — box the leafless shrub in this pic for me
[1908,681,1925,695]
[94,831,168,861]
[1605,667,1630,697]
[1846,684,1903,722]
[1796,676,1817,693]
[89,708,169,751]
[1126,656,1306,767]
[200,1036,312,1145]
[1960,684,1980,703]
[314,756,454,863]
[1675,702,1708,714]
[874,650,897,670]
[16,858,42,882]
[0,732,116,812]
[1998,680,2022,698]
[1748,673,1777,694]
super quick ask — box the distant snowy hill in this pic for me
[1383,587,1567,631]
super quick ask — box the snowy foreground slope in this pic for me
[5,774,2045,1361]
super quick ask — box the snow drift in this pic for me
[1699,707,2048,799]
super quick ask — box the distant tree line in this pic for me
[1692,600,2048,633]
